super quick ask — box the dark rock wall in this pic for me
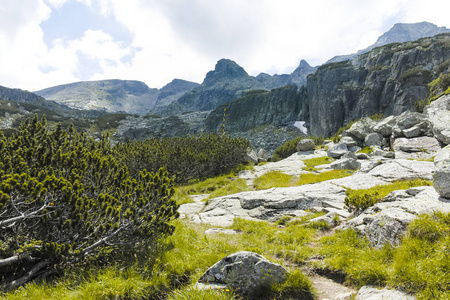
[306,34,450,137]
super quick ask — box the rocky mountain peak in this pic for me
[291,59,315,77]
[203,59,249,85]
[373,21,450,47]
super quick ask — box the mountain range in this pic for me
[1,21,450,152]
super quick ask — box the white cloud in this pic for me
[1,0,450,91]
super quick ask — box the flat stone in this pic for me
[355,285,416,300]
[329,173,388,190]
[368,159,434,181]
[373,115,396,136]
[393,136,441,153]
[356,153,370,160]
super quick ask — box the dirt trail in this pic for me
[308,274,356,300]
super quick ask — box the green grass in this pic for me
[296,169,354,186]
[315,212,450,299]
[172,174,240,205]
[345,179,433,213]
[356,147,373,155]
[206,178,250,200]
[253,171,296,190]
[302,156,335,171]
[168,286,237,300]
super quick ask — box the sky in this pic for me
[1,0,450,92]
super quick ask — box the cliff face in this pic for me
[306,33,450,137]
[206,85,301,133]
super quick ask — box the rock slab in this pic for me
[355,285,415,300]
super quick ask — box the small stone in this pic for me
[296,139,316,151]
[327,143,349,158]
[364,132,383,147]
[331,158,361,170]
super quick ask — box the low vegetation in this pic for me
[272,136,324,162]
[253,171,295,190]
[316,212,450,299]
[114,133,250,184]
[345,179,433,213]
[296,169,354,186]
[302,156,335,171]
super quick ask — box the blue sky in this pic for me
[1,0,450,91]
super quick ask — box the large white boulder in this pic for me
[434,145,450,198]
[198,251,288,297]
[426,94,450,144]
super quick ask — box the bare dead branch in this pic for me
[0,253,35,267]
[6,260,50,291]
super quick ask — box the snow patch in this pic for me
[294,121,308,134]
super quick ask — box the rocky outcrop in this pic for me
[198,251,288,297]
[205,85,301,133]
[305,33,450,137]
[434,145,450,198]
[115,111,209,141]
[0,85,46,104]
[426,94,450,144]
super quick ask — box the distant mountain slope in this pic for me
[153,59,267,115]
[327,21,450,63]
[35,79,198,115]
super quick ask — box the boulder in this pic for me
[355,286,415,300]
[246,149,258,164]
[395,111,428,133]
[339,136,358,147]
[371,147,394,158]
[331,158,361,170]
[426,94,450,144]
[363,132,383,147]
[373,115,396,136]
[296,139,316,151]
[327,143,349,158]
[433,145,450,198]
[344,117,376,140]
[257,148,269,162]
[198,251,288,297]
[402,125,422,138]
